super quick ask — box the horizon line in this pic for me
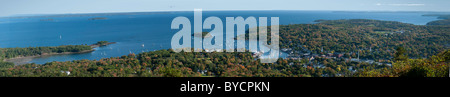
[2,9,450,18]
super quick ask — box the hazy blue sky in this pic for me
[0,0,449,17]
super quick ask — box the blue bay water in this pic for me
[0,11,441,64]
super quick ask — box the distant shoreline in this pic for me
[3,10,449,18]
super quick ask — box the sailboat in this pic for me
[59,35,62,39]
[141,44,145,47]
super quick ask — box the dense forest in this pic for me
[355,48,449,77]
[0,19,448,77]
[0,48,447,77]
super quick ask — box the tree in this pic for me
[393,47,408,61]
[95,41,109,46]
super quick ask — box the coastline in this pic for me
[2,42,116,65]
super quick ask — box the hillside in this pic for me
[0,19,448,77]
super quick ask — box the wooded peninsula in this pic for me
[0,41,115,65]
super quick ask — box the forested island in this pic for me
[192,32,212,38]
[0,41,115,65]
[0,19,448,77]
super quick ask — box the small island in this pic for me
[192,32,213,38]
[0,41,115,65]
[90,41,116,48]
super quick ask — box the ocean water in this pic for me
[0,11,441,64]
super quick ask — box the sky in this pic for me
[0,0,449,17]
